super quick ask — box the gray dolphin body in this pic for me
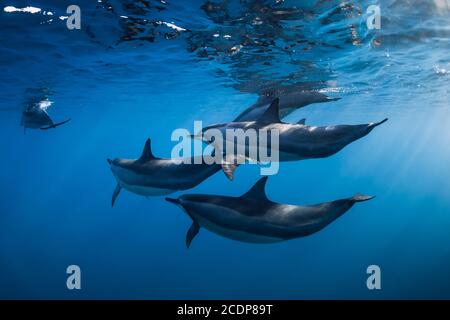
[108,139,222,206]
[21,105,71,132]
[234,91,340,122]
[166,177,374,247]
[202,98,387,179]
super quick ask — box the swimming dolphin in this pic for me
[200,98,388,179]
[234,91,340,122]
[166,177,374,247]
[108,138,223,207]
[21,101,71,133]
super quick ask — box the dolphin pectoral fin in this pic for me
[351,194,375,203]
[112,184,122,207]
[221,162,238,181]
[297,118,306,125]
[221,154,244,181]
[165,197,200,248]
[186,220,200,248]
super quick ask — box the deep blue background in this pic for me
[0,0,449,299]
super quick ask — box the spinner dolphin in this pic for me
[166,177,374,247]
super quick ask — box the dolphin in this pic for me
[200,98,388,179]
[21,101,71,133]
[234,91,340,122]
[166,177,374,247]
[108,138,223,207]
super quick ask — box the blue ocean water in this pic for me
[0,0,449,299]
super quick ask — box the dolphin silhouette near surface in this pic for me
[234,91,340,122]
[21,99,71,133]
[166,177,375,247]
[108,139,223,207]
[200,98,388,179]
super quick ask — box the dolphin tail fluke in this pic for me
[40,118,71,130]
[186,220,200,249]
[112,184,121,207]
[351,194,375,203]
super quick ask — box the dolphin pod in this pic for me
[166,177,374,247]
[108,90,386,247]
[201,98,388,179]
[108,139,222,206]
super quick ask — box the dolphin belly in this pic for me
[187,202,286,244]
[111,165,176,196]
[196,215,284,244]
[119,180,175,196]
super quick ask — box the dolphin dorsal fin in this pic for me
[257,98,281,123]
[297,118,306,125]
[241,177,270,201]
[139,138,156,162]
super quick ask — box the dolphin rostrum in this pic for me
[108,138,223,207]
[234,91,340,122]
[166,177,375,247]
[201,98,388,179]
